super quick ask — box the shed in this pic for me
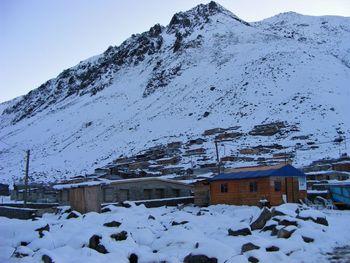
[210,164,307,206]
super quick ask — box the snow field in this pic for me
[0,203,349,262]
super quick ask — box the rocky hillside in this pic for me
[0,2,349,184]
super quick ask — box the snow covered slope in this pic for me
[0,2,349,184]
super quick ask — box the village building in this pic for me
[0,183,9,196]
[11,183,58,203]
[54,177,193,213]
[198,164,307,206]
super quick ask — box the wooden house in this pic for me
[209,164,307,206]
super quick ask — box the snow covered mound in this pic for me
[0,204,349,262]
[0,1,349,184]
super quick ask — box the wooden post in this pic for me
[215,141,220,174]
[24,150,30,207]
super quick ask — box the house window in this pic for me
[103,187,114,202]
[173,189,180,197]
[155,188,164,199]
[249,182,258,192]
[144,189,152,200]
[274,181,282,192]
[220,183,228,193]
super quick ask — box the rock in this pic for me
[302,236,314,243]
[121,202,132,208]
[279,219,298,227]
[101,207,111,213]
[266,246,280,252]
[297,215,328,226]
[103,221,121,227]
[110,231,128,241]
[314,217,328,226]
[228,227,251,236]
[248,256,259,263]
[277,228,296,239]
[261,223,277,232]
[271,226,279,236]
[88,235,108,254]
[66,211,79,219]
[183,254,218,263]
[241,242,260,253]
[271,208,287,217]
[250,208,272,230]
[35,224,50,238]
[42,255,54,263]
[148,215,156,220]
[35,224,50,233]
[129,253,138,263]
[172,220,189,226]
[20,241,29,246]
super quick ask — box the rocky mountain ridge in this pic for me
[0,2,349,184]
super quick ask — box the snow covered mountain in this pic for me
[1,2,349,184]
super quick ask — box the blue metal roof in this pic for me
[210,164,306,182]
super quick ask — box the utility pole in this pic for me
[215,141,220,174]
[23,150,30,207]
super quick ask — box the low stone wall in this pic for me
[0,206,37,219]
[103,196,194,209]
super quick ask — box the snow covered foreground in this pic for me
[0,204,349,263]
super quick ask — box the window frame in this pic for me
[274,181,282,192]
[220,183,228,193]
[249,182,258,192]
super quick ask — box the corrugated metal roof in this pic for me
[210,164,305,181]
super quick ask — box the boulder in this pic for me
[277,227,296,239]
[261,223,277,232]
[35,224,50,238]
[183,254,218,263]
[42,255,54,263]
[297,215,328,226]
[66,211,79,219]
[129,253,138,263]
[88,235,108,254]
[266,246,280,252]
[101,207,111,213]
[279,219,298,227]
[103,221,121,227]
[302,236,314,243]
[250,208,272,230]
[110,231,128,241]
[228,227,251,236]
[248,256,259,263]
[172,221,189,226]
[271,208,286,217]
[241,242,260,253]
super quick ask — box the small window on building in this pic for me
[274,181,282,192]
[155,188,164,199]
[144,189,152,200]
[220,183,228,193]
[249,182,258,192]
[173,189,180,197]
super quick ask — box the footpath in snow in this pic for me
[0,203,350,263]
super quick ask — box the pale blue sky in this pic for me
[1,0,349,103]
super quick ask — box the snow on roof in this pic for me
[211,164,305,181]
[53,177,191,190]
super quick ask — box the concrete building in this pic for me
[54,177,193,213]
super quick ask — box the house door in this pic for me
[285,177,298,203]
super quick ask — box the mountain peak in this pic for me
[168,1,249,31]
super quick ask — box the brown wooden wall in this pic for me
[69,186,101,213]
[210,176,305,206]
